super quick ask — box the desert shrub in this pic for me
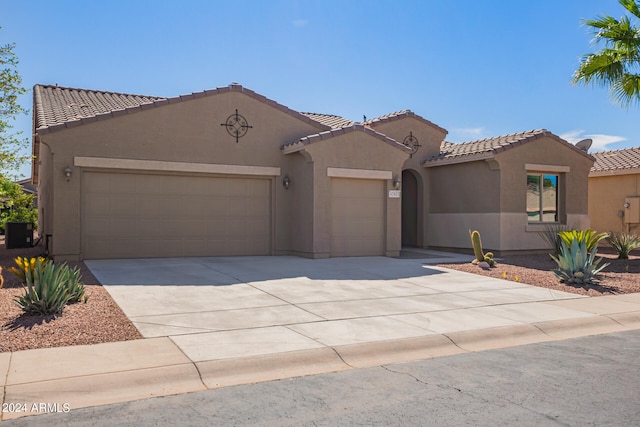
[550,236,609,285]
[558,229,608,254]
[605,232,640,259]
[14,258,87,316]
[537,223,573,256]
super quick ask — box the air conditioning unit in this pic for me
[5,222,34,249]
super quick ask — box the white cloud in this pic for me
[292,19,309,28]
[559,130,626,152]
[449,127,486,142]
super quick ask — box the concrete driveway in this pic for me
[85,252,591,365]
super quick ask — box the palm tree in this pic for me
[573,0,640,107]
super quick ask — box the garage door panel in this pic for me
[331,178,385,257]
[109,218,136,236]
[109,173,138,194]
[110,195,136,215]
[83,195,110,216]
[82,172,272,259]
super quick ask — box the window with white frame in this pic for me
[527,173,558,222]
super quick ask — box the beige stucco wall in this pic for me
[37,91,326,260]
[368,116,447,159]
[380,116,447,248]
[300,131,409,257]
[497,136,593,216]
[424,136,594,253]
[589,173,640,234]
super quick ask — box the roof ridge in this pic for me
[300,111,347,118]
[450,129,548,145]
[425,128,592,166]
[299,112,354,129]
[365,109,448,134]
[364,110,411,123]
[34,83,331,134]
[592,146,640,155]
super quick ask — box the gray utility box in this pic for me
[5,222,34,249]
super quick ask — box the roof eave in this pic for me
[423,152,496,167]
[589,167,640,177]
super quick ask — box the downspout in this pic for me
[34,134,54,255]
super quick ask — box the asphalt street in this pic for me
[4,330,640,426]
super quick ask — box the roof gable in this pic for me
[424,129,594,166]
[365,110,447,135]
[33,83,330,135]
[282,123,412,155]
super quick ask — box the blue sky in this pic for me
[4,0,640,178]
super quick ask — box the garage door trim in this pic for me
[75,156,281,177]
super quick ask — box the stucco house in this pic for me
[31,83,594,261]
[589,147,640,234]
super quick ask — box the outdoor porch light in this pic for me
[283,175,291,190]
[393,176,401,189]
[63,166,73,181]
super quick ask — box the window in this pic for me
[527,174,558,222]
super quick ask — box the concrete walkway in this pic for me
[2,251,640,420]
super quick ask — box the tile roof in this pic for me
[299,112,354,129]
[365,110,448,134]
[282,124,412,155]
[33,83,330,134]
[34,85,166,131]
[590,147,640,174]
[424,129,592,166]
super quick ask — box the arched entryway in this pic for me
[401,169,419,247]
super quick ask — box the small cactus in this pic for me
[469,230,496,267]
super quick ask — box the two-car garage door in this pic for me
[81,171,271,259]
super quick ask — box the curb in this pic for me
[3,311,640,420]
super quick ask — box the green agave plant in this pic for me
[64,265,87,304]
[14,259,87,316]
[558,229,608,254]
[550,238,609,285]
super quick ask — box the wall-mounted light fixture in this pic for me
[63,166,73,182]
[624,202,631,208]
[392,176,401,189]
[283,175,291,190]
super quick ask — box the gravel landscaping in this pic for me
[439,247,640,297]
[1,241,638,353]
[0,242,141,353]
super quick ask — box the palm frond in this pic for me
[574,1,640,106]
[619,0,640,20]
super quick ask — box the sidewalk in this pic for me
[2,253,640,420]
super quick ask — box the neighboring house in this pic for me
[32,83,594,261]
[589,147,640,234]
[16,178,38,208]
